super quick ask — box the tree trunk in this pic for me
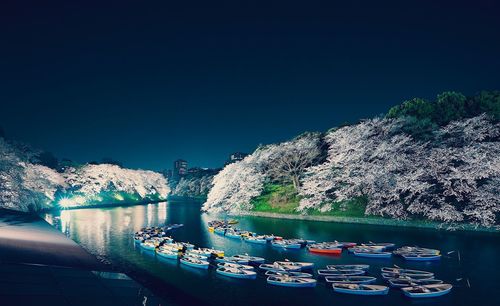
[292,175,300,191]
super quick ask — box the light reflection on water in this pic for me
[43,201,499,306]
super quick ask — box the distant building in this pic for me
[162,169,173,179]
[186,167,220,178]
[187,167,203,175]
[225,152,248,165]
[173,159,188,180]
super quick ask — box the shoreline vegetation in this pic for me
[167,194,207,201]
[238,210,499,233]
[45,198,168,211]
[203,91,500,228]
[37,197,498,232]
[245,184,498,232]
[44,195,204,212]
[2,91,498,229]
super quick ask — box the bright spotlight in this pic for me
[59,198,74,208]
[58,195,86,208]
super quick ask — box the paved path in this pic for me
[0,209,171,306]
[0,209,105,269]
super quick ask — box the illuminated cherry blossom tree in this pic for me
[63,164,170,200]
[300,115,500,226]
[266,133,322,191]
[1,138,170,211]
[174,175,214,197]
[203,135,323,213]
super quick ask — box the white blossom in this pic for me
[0,139,65,211]
[300,115,500,226]
[203,135,322,213]
[173,175,214,197]
[63,164,170,199]
[204,115,500,226]
[0,138,170,212]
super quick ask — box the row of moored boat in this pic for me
[209,221,441,261]
[317,265,452,297]
[132,221,451,298]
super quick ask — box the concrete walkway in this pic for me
[0,210,104,269]
[0,209,171,306]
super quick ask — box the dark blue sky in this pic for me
[1,0,499,170]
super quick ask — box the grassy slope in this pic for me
[251,184,300,213]
[306,196,368,217]
[250,183,368,217]
[248,183,499,231]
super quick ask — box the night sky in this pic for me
[1,1,499,170]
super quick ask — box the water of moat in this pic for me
[43,201,499,306]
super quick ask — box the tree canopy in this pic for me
[387,91,500,125]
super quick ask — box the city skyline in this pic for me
[168,151,248,177]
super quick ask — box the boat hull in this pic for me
[327,265,369,270]
[245,239,267,244]
[218,263,254,270]
[140,244,156,251]
[402,255,441,261]
[389,279,443,288]
[180,259,209,269]
[259,264,302,272]
[267,279,316,288]
[157,252,179,259]
[382,273,434,281]
[214,229,226,235]
[232,255,265,264]
[402,287,452,298]
[354,251,391,258]
[325,276,376,284]
[318,269,365,276]
[381,268,433,275]
[272,243,301,249]
[275,262,314,270]
[216,269,257,279]
[265,271,313,278]
[216,258,249,265]
[333,286,389,295]
[308,248,342,255]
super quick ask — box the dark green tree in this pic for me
[433,91,467,125]
[398,116,438,140]
[473,91,500,120]
[387,98,435,120]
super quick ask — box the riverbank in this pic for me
[46,196,203,212]
[167,194,206,201]
[0,208,106,269]
[44,198,168,212]
[238,210,499,232]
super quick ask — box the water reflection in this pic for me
[60,210,71,235]
[146,204,154,226]
[158,202,167,221]
[42,201,499,306]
